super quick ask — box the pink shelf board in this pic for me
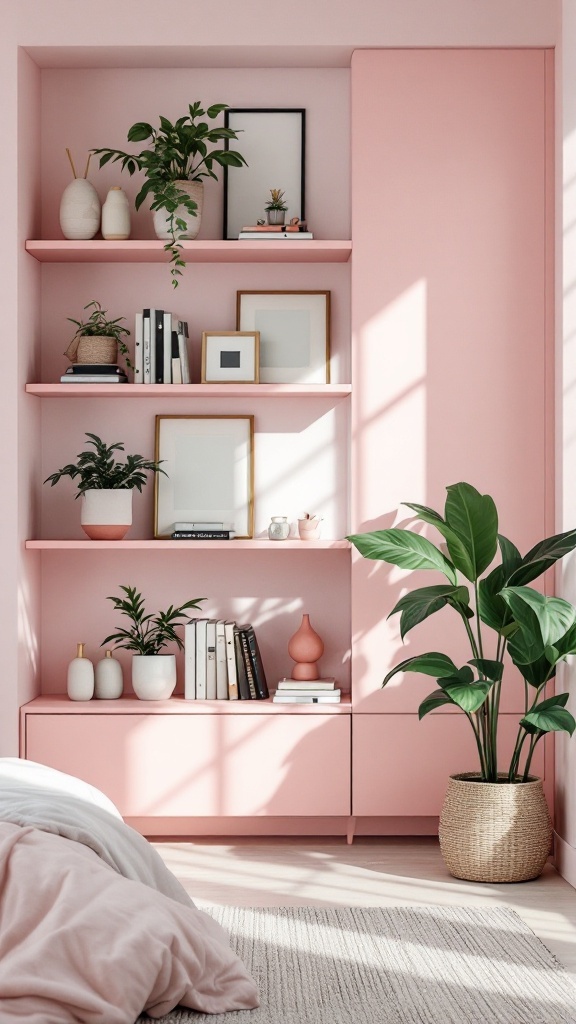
[25,240,352,264]
[25,539,350,550]
[26,383,352,398]
[21,695,352,715]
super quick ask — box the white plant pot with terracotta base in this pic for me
[438,773,552,883]
[80,489,133,540]
[152,180,203,240]
[132,654,177,700]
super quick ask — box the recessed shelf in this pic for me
[22,694,352,715]
[25,239,352,264]
[26,383,352,398]
[25,539,351,550]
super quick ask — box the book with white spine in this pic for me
[215,620,228,699]
[205,619,217,700]
[277,678,336,690]
[195,618,209,699]
[183,618,198,699]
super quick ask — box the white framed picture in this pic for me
[201,331,260,384]
[236,290,330,384]
[154,416,254,539]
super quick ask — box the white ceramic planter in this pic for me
[59,178,101,240]
[132,654,177,700]
[298,517,322,540]
[80,489,133,540]
[153,180,203,240]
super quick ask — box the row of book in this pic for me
[134,309,191,384]
[272,679,341,704]
[184,618,269,700]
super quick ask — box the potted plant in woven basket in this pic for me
[92,102,247,287]
[102,585,206,699]
[44,432,165,540]
[348,482,576,883]
[64,300,132,370]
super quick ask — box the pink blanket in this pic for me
[0,821,259,1022]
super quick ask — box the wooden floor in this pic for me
[152,836,576,977]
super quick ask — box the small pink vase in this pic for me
[288,613,324,680]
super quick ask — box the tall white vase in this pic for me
[153,180,203,240]
[94,649,124,699]
[101,186,131,240]
[80,488,133,541]
[67,643,94,701]
[59,178,101,240]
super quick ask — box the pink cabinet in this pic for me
[353,714,545,817]
[24,710,351,818]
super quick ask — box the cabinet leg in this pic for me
[346,816,356,845]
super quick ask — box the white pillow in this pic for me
[0,757,122,818]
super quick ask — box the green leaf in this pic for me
[501,587,576,664]
[477,534,523,632]
[388,584,470,639]
[440,677,492,713]
[403,500,478,583]
[347,529,457,584]
[518,653,556,688]
[403,502,445,526]
[508,529,576,587]
[521,702,576,736]
[383,652,459,687]
[468,658,503,682]
[443,482,498,582]
[127,121,154,142]
[418,689,455,718]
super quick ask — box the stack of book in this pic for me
[272,678,341,704]
[134,309,191,384]
[60,364,128,384]
[184,619,269,700]
[171,521,235,540]
[238,224,314,241]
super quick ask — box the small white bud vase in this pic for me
[59,178,101,240]
[67,643,95,701]
[94,649,124,699]
[101,186,131,240]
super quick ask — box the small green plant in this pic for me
[66,300,132,369]
[44,432,165,497]
[348,481,576,783]
[264,188,288,211]
[102,584,205,655]
[92,103,247,287]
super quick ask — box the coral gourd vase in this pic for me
[288,613,324,680]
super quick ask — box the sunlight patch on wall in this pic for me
[356,279,427,519]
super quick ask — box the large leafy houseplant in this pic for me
[102,585,205,656]
[348,482,576,784]
[92,102,247,286]
[44,433,165,496]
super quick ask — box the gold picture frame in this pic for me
[236,290,330,384]
[201,331,260,384]
[154,415,254,539]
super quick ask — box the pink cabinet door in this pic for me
[25,713,351,817]
[353,714,545,817]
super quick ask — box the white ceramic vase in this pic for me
[67,642,94,701]
[59,178,101,240]
[80,489,133,540]
[94,650,124,699]
[153,180,203,240]
[101,186,131,240]
[132,654,177,700]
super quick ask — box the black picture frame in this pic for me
[223,108,306,240]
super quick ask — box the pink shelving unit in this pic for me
[25,239,352,264]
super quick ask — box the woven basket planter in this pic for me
[438,773,552,883]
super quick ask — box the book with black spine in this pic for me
[66,364,126,375]
[242,624,269,699]
[177,321,191,384]
[171,330,182,383]
[233,626,252,700]
[237,624,258,699]
[171,531,233,540]
[154,309,165,383]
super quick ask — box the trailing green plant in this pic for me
[44,432,166,496]
[347,481,576,784]
[66,300,132,369]
[92,103,247,287]
[102,585,205,656]
[264,188,288,211]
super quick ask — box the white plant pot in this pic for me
[298,518,322,541]
[80,489,133,540]
[59,178,101,240]
[132,654,177,700]
[153,180,203,240]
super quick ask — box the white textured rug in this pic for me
[140,905,576,1023]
